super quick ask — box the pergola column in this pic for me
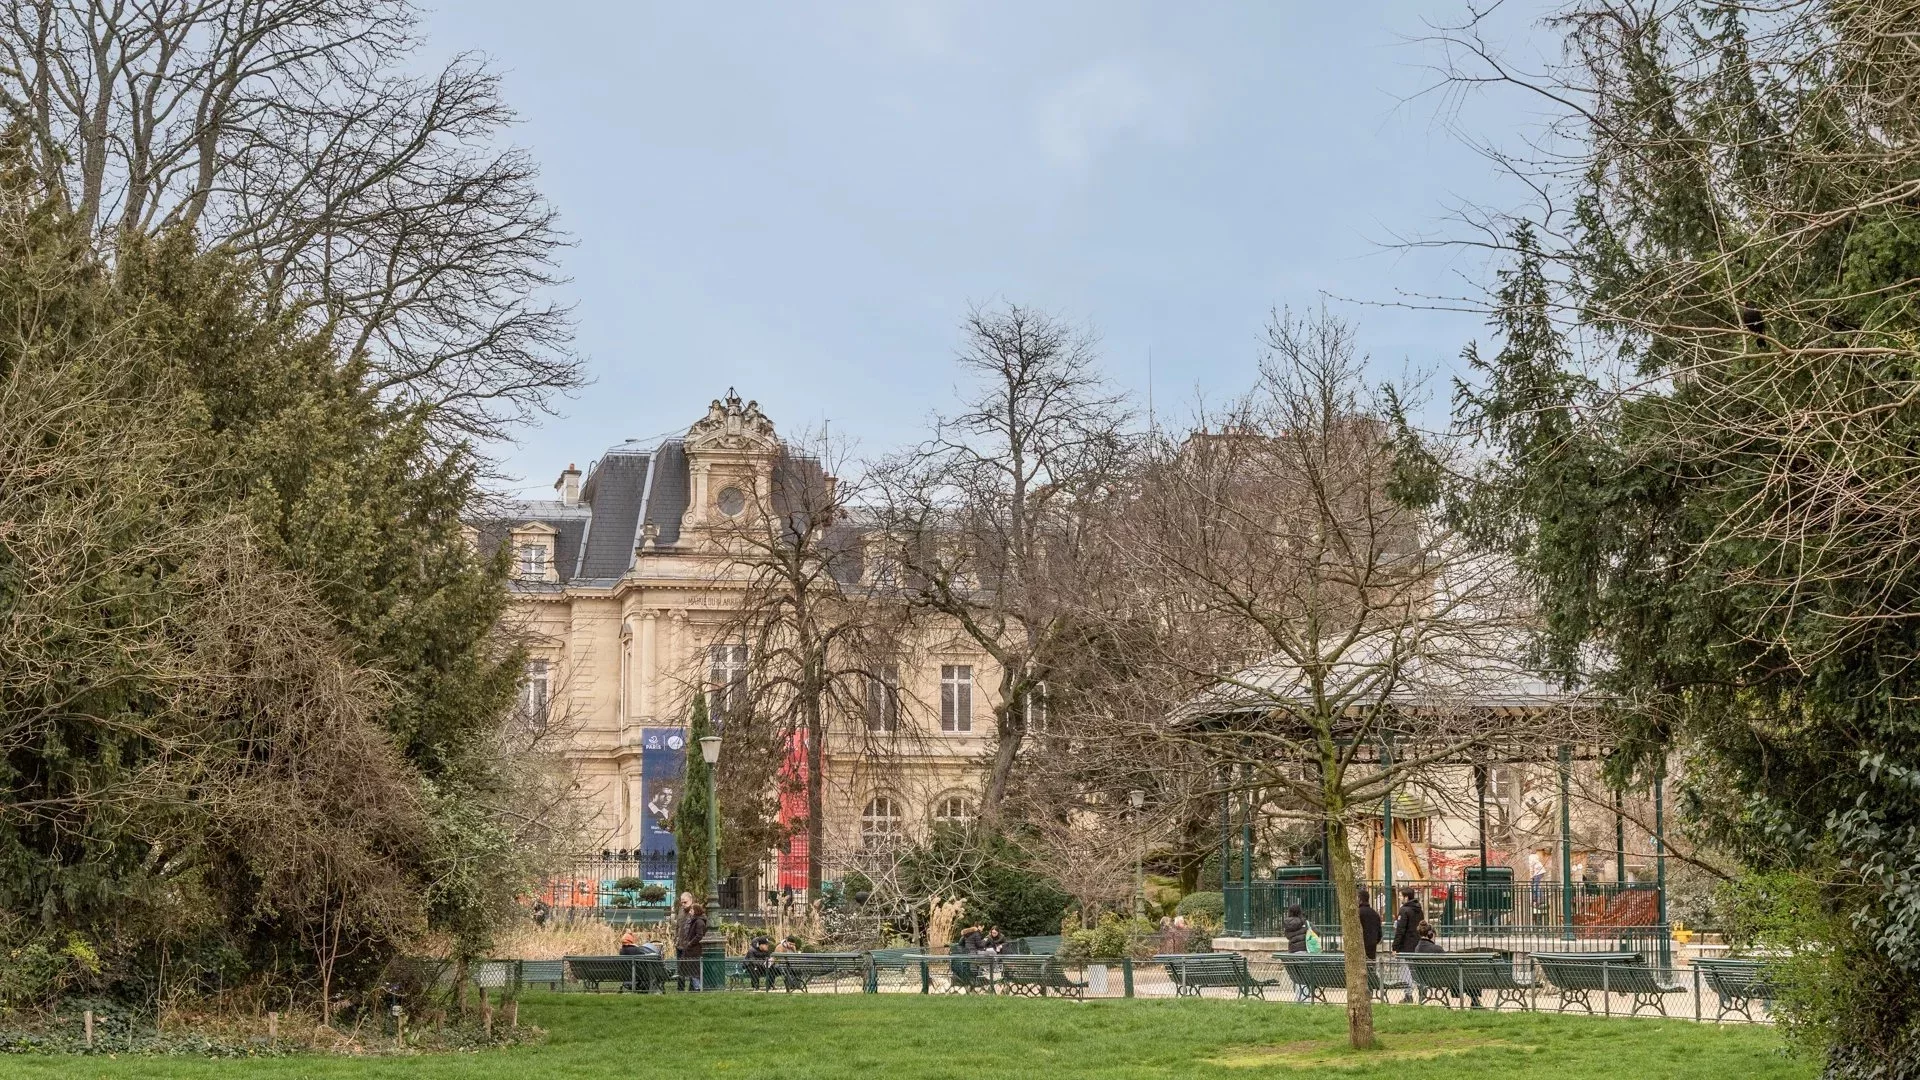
[1558,744,1574,938]
[1655,763,1669,964]
[1614,788,1627,885]
[1473,762,1489,873]
[1380,738,1395,903]
[1239,761,1254,935]
[1219,765,1231,897]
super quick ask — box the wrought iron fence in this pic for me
[1226,879,1663,936]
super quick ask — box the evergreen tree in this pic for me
[675,692,715,903]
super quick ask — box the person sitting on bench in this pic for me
[1414,922,1481,1008]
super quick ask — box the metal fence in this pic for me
[1226,879,1663,936]
[488,950,1774,1025]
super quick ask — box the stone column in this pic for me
[640,611,658,721]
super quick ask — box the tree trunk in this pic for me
[805,695,826,894]
[981,683,1024,813]
[1326,812,1377,1050]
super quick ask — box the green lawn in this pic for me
[6,994,1812,1080]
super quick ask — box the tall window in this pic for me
[1023,682,1048,735]
[865,663,900,733]
[521,660,550,725]
[861,795,904,850]
[939,664,972,733]
[518,543,548,579]
[708,643,750,717]
[933,794,975,830]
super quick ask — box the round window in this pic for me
[717,486,747,516]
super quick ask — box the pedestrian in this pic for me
[1391,887,1424,1003]
[983,926,1008,954]
[959,924,987,953]
[1280,903,1313,1002]
[676,901,709,991]
[1357,890,1384,961]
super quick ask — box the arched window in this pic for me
[861,795,904,849]
[932,793,976,830]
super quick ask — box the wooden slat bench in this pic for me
[945,947,1000,994]
[1155,953,1281,1000]
[1532,951,1685,1017]
[1402,952,1535,1010]
[1695,957,1777,1022]
[770,952,868,993]
[1275,954,1404,1004]
[517,959,566,992]
[564,955,667,993]
[1000,954,1087,999]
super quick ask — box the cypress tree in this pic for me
[675,692,715,903]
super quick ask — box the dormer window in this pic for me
[509,522,559,582]
[519,544,548,578]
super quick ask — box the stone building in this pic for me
[473,392,996,903]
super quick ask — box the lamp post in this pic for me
[1129,789,1147,920]
[699,736,722,907]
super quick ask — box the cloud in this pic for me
[1034,59,1189,168]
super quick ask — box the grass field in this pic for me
[6,993,1813,1080]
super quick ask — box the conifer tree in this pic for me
[675,692,715,903]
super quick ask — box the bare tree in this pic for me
[0,0,581,434]
[709,433,913,895]
[874,302,1133,815]
[1086,309,1588,1049]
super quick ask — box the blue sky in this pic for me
[417,1,1556,496]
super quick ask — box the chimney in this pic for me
[555,462,581,506]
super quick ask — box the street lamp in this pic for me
[1129,789,1147,920]
[699,736,722,909]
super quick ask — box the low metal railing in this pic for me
[483,951,1775,1025]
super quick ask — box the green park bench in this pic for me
[999,954,1087,999]
[1156,953,1282,1000]
[564,955,667,993]
[1016,935,1063,955]
[1402,952,1535,1010]
[865,947,917,992]
[1274,953,1404,1004]
[770,952,869,993]
[1532,951,1685,1017]
[1694,957,1777,1022]
[511,960,566,992]
[944,945,1000,994]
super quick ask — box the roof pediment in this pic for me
[686,388,779,454]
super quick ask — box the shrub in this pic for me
[613,876,645,892]
[638,884,667,903]
[1176,891,1225,920]
[1057,913,1161,961]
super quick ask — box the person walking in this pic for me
[676,902,710,991]
[1357,891,1384,961]
[1391,888,1424,1003]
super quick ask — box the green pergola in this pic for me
[1177,644,1669,953]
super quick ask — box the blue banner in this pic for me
[640,727,684,886]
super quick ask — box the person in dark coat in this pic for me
[1281,903,1313,1001]
[743,933,775,990]
[676,902,709,991]
[959,925,988,953]
[1357,891,1384,961]
[1391,888,1424,1003]
[1281,904,1310,954]
[1411,921,1480,1007]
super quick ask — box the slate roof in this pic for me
[472,436,824,586]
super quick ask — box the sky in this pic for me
[415,1,1560,497]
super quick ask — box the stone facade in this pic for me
[474,393,996,893]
